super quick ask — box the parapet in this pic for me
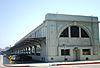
[45,13,98,23]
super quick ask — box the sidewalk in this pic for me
[1,54,100,67]
[3,60,100,67]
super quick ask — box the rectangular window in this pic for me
[65,49,70,55]
[82,49,91,55]
[61,49,64,55]
[61,49,70,56]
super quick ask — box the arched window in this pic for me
[71,26,79,37]
[81,28,89,38]
[60,28,69,37]
[60,26,89,38]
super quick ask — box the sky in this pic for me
[0,0,100,49]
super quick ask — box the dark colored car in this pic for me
[15,54,32,61]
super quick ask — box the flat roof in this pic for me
[45,13,98,22]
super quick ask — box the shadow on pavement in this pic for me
[13,59,45,64]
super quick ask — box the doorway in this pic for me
[73,47,80,61]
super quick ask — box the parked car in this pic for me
[12,55,16,61]
[15,54,32,61]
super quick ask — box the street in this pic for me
[1,55,100,68]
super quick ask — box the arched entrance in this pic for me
[73,47,80,61]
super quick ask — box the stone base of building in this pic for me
[31,55,100,62]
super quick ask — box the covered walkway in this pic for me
[6,37,46,61]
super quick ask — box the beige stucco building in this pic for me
[7,13,100,62]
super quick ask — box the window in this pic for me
[82,49,91,55]
[60,28,69,37]
[61,49,70,56]
[65,49,70,55]
[36,53,40,56]
[71,26,79,37]
[61,49,64,55]
[81,28,89,38]
[60,26,89,38]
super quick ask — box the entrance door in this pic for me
[73,47,80,61]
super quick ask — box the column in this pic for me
[79,27,81,38]
[30,46,32,55]
[24,48,27,54]
[34,46,37,55]
[26,47,29,54]
[69,27,71,38]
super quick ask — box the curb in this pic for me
[55,62,100,66]
[4,65,30,67]
[3,61,100,67]
[4,64,36,67]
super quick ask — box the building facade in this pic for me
[7,13,100,62]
